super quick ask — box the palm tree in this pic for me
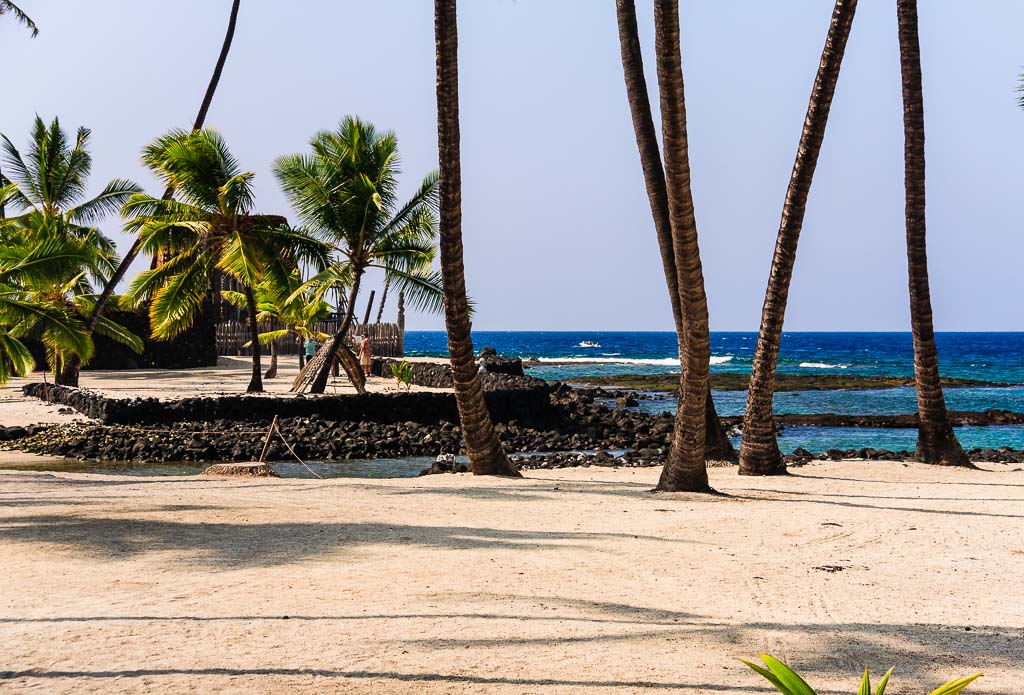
[222,270,331,379]
[433,0,520,477]
[896,1,972,467]
[615,0,736,465]
[77,0,243,384]
[1,116,142,384]
[274,116,445,395]
[647,0,713,492]
[738,0,858,476]
[0,1,37,36]
[121,129,325,393]
[0,197,142,383]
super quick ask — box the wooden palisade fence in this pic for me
[216,320,404,358]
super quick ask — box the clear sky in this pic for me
[3,1,1021,331]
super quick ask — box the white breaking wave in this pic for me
[799,361,849,369]
[534,355,734,366]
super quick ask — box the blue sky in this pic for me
[3,1,1021,331]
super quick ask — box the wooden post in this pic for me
[362,290,375,325]
[397,291,405,356]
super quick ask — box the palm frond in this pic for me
[0,1,39,37]
[68,178,143,224]
[376,267,445,315]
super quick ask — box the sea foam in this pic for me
[798,362,849,369]
[534,355,734,366]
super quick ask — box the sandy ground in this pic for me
[0,356,449,428]
[0,461,1021,694]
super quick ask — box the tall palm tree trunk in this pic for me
[304,271,364,394]
[243,285,263,393]
[896,0,971,467]
[615,0,735,464]
[739,0,857,476]
[62,0,243,387]
[435,0,519,477]
[651,0,712,492]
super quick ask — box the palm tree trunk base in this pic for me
[55,363,80,388]
[653,478,717,494]
[704,396,738,463]
[917,428,976,468]
[471,456,522,477]
[737,451,788,476]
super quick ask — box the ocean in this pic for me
[405,331,1024,452]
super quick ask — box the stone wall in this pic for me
[372,357,527,388]
[22,380,556,428]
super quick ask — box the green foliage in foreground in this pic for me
[390,360,413,390]
[0,116,142,383]
[743,653,981,695]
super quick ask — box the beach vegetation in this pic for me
[274,116,444,395]
[390,360,413,390]
[221,269,332,379]
[743,653,981,695]
[120,128,328,393]
[0,116,143,384]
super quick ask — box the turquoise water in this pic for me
[628,386,1024,418]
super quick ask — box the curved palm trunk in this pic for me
[305,271,365,395]
[244,285,263,393]
[435,0,519,477]
[264,340,278,378]
[615,0,736,464]
[62,0,243,388]
[739,0,857,476]
[896,0,971,467]
[651,0,712,492]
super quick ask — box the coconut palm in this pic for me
[615,0,736,465]
[896,0,972,467]
[79,0,243,381]
[0,199,142,383]
[645,0,713,492]
[222,270,331,379]
[739,0,858,476]
[1,116,142,384]
[0,1,37,36]
[433,0,520,477]
[121,129,326,393]
[274,116,445,395]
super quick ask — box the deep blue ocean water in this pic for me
[406,331,1024,451]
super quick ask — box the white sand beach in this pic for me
[0,461,1021,694]
[0,356,449,429]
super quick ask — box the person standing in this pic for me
[359,337,373,378]
[303,337,318,369]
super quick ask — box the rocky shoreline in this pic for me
[5,384,1024,467]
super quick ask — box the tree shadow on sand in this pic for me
[0,513,688,568]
